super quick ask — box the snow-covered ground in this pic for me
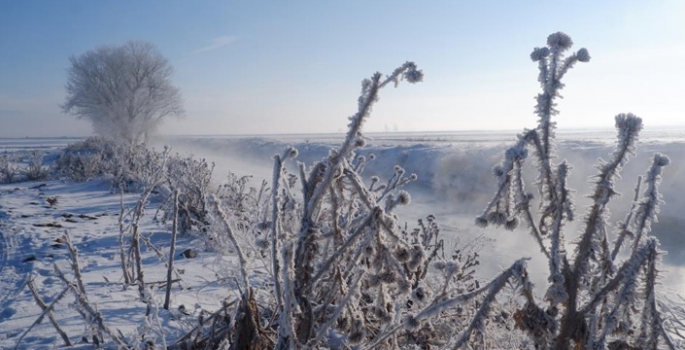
[1,129,684,348]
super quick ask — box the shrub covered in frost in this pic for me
[179,62,532,350]
[22,150,49,181]
[159,154,216,233]
[54,137,220,235]
[0,152,17,183]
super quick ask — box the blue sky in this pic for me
[1,0,683,137]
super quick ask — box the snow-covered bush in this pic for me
[22,150,49,181]
[1,151,47,183]
[0,152,17,183]
[475,32,676,349]
[53,136,123,182]
[55,137,218,235]
[54,136,169,191]
[159,154,216,233]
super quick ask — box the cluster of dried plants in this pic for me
[0,152,17,183]
[173,61,524,350]
[0,150,47,183]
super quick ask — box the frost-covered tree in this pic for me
[62,41,184,143]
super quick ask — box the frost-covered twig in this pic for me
[118,184,132,284]
[54,264,129,348]
[270,147,298,314]
[572,114,641,284]
[209,194,250,294]
[391,258,528,350]
[450,259,529,349]
[164,189,179,310]
[544,162,571,306]
[637,241,661,349]
[290,63,423,344]
[63,231,87,296]
[631,153,669,251]
[15,283,71,349]
[530,33,590,207]
[611,176,642,261]
[591,238,656,347]
[276,243,299,350]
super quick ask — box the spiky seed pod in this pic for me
[433,261,447,270]
[397,191,411,205]
[505,217,520,231]
[530,47,550,61]
[505,146,528,161]
[374,306,393,324]
[354,138,366,148]
[492,165,505,177]
[404,66,424,83]
[395,247,411,262]
[654,153,670,166]
[547,32,573,50]
[348,317,365,344]
[286,146,298,158]
[475,216,488,228]
[403,315,421,330]
[255,239,269,249]
[487,211,507,226]
[445,261,461,275]
[397,278,412,294]
[379,271,398,284]
[363,245,376,258]
[412,285,429,303]
[368,274,382,286]
[576,48,591,62]
[406,245,425,271]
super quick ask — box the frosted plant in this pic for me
[169,61,554,350]
[160,154,216,233]
[169,62,530,350]
[478,32,675,349]
[23,150,48,181]
[0,153,17,183]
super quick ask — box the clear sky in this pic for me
[1,0,684,137]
